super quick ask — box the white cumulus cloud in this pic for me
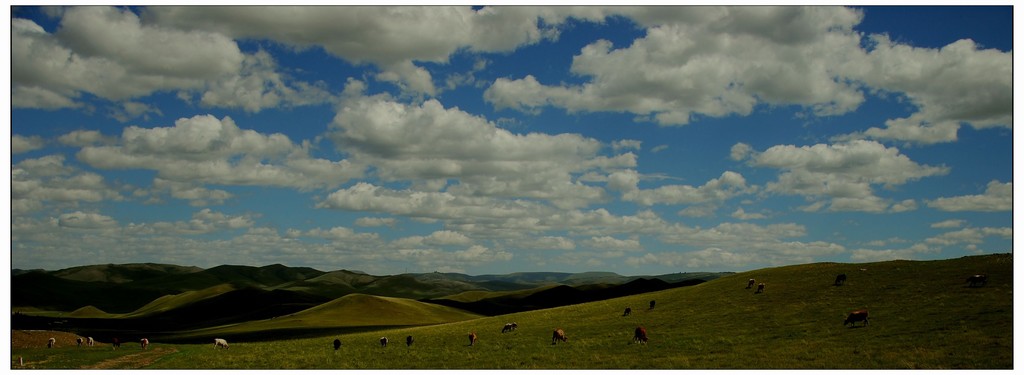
[927,181,1011,212]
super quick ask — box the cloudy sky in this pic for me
[8,5,1014,275]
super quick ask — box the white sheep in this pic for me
[213,338,229,349]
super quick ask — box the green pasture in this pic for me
[13,254,1013,369]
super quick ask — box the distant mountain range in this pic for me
[12,263,730,314]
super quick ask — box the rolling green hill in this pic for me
[140,253,1011,369]
[257,293,483,328]
[157,293,483,342]
[51,263,203,283]
[425,277,704,316]
[436,284,562,303]
[12,264,307,313]
[13,262,731,317]
[66,305,111,318]
[120,284,237,318]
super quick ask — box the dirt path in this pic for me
[81,347,178,369]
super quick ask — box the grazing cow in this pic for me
[47,338,55,348]
[502,323,515,333]
[755,283,765,294]
[333,338,342,351]
[87,337,94,347]
[379,337,388,347]
[747,279,756,289]
[77,337,83,347]
[844,310,869,327]
[112,338,120,350]
[406,335,414,347]
[649,300,656,310]
[967,274,988,287]
[834,274,847,286]
[622,307,632,317]
[551,329,568,345]
[633,326,648,344]
[140,338,149,350]
[468,332,478,346]
[213,338,229,349]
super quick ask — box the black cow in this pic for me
[755,282,765,294]
[746,279,756,289]
[834,273,847,286]
[502,322,518,333]
[622,307,632,317]
[649,300,656,310]
[966,274,988,287]
[406,335,414,347]
[379,337,388,347]
[844,310,869,327]
[333,338,341,351]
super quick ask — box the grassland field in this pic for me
[10,254,1013,369]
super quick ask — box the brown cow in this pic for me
[468,332,478,346]
[755,282,765,294]
[746,278,756,289]
[966,274,988,287]
[140,338,149,350]
[844,310,869,327]
[633,326,648,344]
[551,329,568,345]
[112,338,120,350]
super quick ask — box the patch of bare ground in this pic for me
[81,346,178,369]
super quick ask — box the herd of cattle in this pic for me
[39,273,990,352]
[43,336,148,350]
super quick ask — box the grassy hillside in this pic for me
[51,263,203,283]
[256,293,482,328]
[156,294,483,342]
[199,264,324,288]
[66,306,111,318]
[271,270,369,298]
[13,264,328,314]
[425,277,702,316]
[120,284,237,318]
[437,284,561,303]
[136,254,1011,369]
[11,271,169,313]
[15,263,721,317]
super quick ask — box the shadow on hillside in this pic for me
[424,278,705,316]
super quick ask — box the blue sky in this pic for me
[8,6,1014,275]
